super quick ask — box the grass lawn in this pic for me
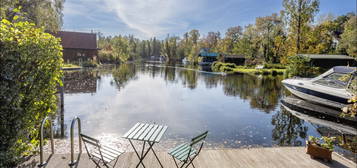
[232,68,286,75]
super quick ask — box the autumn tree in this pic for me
[217,26,242,55]
[283,0,319,55]
[305,18,336,54]
[201,31,221,51]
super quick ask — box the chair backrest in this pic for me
[81,134,100,147]
[190,131,208,147]
[80,133,101,157]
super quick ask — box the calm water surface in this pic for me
[54,63,356,160]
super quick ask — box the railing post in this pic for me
[69,116,82,167]
[38,117,55,167]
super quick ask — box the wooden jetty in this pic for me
[18,147,356,168]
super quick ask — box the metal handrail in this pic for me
[68,116,82,167]
[38,117,55,167]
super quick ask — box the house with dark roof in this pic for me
[298,54,356,69]
[198,48,246,65]
[52,31,99,63]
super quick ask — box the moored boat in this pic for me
[282,66,356,109]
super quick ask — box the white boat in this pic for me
[282,66,356,109]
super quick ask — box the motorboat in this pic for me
[282,66,356,109]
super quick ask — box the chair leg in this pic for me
[185,157,196,168]
[172,156,180,168]
[91,158,102,168]
[112,156,120,168]
[180,161,187,168]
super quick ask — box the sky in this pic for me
[62,0,356,39]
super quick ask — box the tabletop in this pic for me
[122,123,168,143]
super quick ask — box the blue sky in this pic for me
[62,0,356,39]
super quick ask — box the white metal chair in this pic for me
[80,134,124,168]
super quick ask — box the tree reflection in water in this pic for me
[111,64,137,90]
[271,107,308,146]
[179,66,199,89]
[222,74,284,113]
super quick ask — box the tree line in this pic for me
[98,0,356,64]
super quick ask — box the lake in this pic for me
[53,63,356,160]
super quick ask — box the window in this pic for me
[314,73,351,88]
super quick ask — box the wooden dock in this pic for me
[18,147,356,168]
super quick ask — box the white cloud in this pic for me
[103,0,203,38]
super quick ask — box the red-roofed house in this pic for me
[52,31,99,63]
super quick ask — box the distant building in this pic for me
[298,54,356,69]
[198,48,245,65]
[198,48,218,65]
[52,31,99,63]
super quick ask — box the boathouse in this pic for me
[198,48,246,65]
[198,48,219,64]
[298,54,356,69]
[53,31,99,63]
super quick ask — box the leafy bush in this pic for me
[308,136,336,151]
[286,55,320,77]
[211,62,236,72]
[0,18,63,166]
[264,63,286,69]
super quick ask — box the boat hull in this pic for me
[282,81,349,109]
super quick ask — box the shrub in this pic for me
[211,62,236,72]
[286,55,320,77]
[0,18,63,166]
[264,63,286,69]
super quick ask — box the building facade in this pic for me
[298,54,356,69]
[52,31,99,63]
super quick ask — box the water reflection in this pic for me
[271,107,308,146]
[281,96,357,161]
[64,70,100,94]
[55,64,355,159]
[112,64,138,90]
[222,75,283,113]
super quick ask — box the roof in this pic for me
[199,51,219,57]
[298,54,355,60]
[52,31,98,50]
[332,66,356,74]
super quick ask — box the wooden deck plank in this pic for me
[18,147,356,168]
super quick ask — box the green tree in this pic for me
[112,36,130,62]
[236,24,260,62]
[0,18,63,166]
[339,16,357,58]
[283,0,319,55]
[161,35,180,62]
[0,0,65,31]
[255,13,283,62]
